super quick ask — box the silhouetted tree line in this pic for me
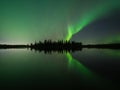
[0,40,119,54]
[30,40,82,53]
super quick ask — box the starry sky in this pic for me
[0,0,120,44]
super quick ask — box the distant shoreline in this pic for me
[0,42,120,51]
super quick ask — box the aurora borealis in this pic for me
[0,0,120,89]
[0,0,70,44]
[0,0,120,44]
[66,0,120,41]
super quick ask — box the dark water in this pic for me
[0,49,120,89]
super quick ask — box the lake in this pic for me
[0,49,120,89]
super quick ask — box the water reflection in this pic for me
[66,52,94,78]
[66,52,114,88]
[0,49,119,89]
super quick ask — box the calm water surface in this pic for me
[0,49,120,89]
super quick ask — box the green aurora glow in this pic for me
[0,0,120,44]
[66,0,120,41]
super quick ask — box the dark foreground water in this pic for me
[0,49,120,89]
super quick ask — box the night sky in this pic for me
[0,0,120,44]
